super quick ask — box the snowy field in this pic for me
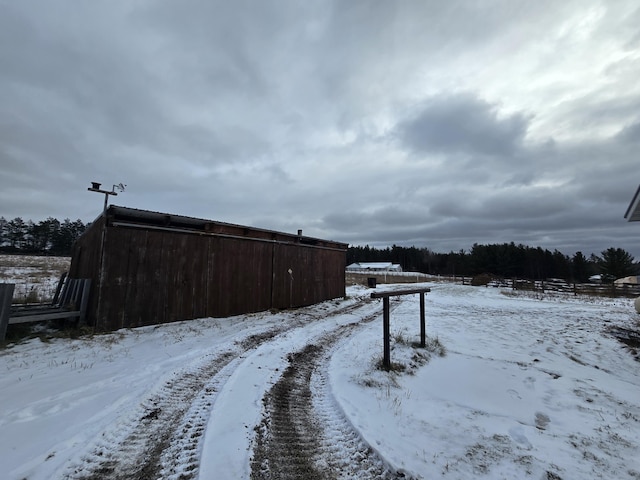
[1,281,639,479]
[0,254,70,303]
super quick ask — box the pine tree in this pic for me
[570,251,590,283]
[598,248,636,281]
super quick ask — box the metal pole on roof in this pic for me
[87,182,126,214]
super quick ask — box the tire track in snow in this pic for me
[250,303,413,480]
[62,296,372,480]
[64,350,237,480]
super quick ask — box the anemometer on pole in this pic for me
[87,181,126,214]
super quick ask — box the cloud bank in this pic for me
[1,0,640,257]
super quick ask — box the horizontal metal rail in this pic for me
[9,309,82,324]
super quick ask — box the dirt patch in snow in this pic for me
[608,326,640,360]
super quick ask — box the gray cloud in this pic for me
[1,0,640,260]
[617,121,640,143]
[395,94,530,156]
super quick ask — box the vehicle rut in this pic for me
[250,305,412,480]
[63,296,374,480]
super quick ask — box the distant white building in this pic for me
[346,262,403,273]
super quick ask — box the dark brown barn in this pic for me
[69,206,347,331]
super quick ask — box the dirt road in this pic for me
[66,296,409,480]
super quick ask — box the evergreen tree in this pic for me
[346,243,632,282]
[550,250,571,280]
[0,216,85,255]
[0,216,8,248]
[598,248,636,281]
[570,251,590,283]
[7,217,27,250]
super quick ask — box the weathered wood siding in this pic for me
[69,207,347,331]
[68,214,104,327]
[271,243,346,309]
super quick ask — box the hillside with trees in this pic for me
[347,243,638,283]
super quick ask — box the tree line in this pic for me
[347,243,638,283]
[0,217,88,256]
[3,216,636,282]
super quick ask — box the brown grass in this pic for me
[0,254,70,303]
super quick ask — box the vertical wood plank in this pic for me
[0,284,15,342]
[78,280,91,326]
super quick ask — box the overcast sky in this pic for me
[2,1,640,257]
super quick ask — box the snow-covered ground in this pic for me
[1,282,639,479]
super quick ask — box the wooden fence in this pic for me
[462,278,640,298]
[346,271,434,286]
[347,270,640,298]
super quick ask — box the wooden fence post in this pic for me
[420,292,426,348]
[1,284,15,342]
[383,297,390,370]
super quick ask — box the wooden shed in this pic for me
[69,206,348,331]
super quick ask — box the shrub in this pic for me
[471,273,493,286]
